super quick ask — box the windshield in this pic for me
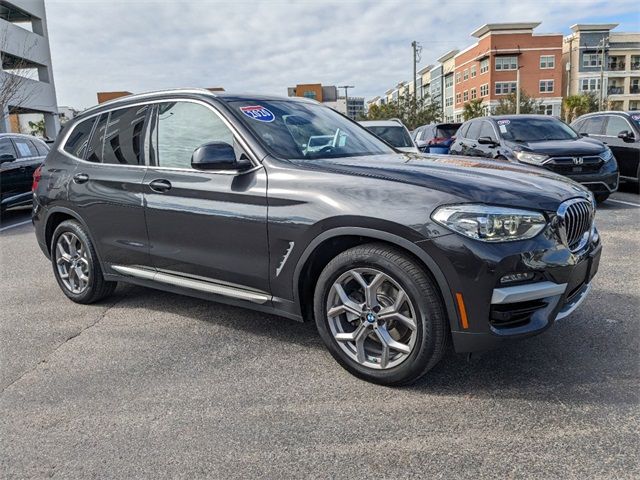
[498,117,579,142]
[365,126,413,148]
[229,100,393,160]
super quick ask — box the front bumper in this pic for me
[417,223,602,353]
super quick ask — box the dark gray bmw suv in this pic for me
[33,89,601,385]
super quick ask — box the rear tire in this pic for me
[594,193,610,204]
[51,220,117,304]
[313,243,448,386]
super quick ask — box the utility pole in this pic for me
[516,67,521,114]
[565,35,574,98]
[598,36,608,111]
[411,41,422,118]
[338,85,355,118]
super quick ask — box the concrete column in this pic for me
[43,112,60,140]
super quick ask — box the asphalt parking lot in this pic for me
[1,189,639,479]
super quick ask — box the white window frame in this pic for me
[495,56,518,71]
[480,83,489,97]
[582,53,602,68]
[495,81,517,95]
[480,59,489,74]
[580,78,600,91]
[455,72,461,84]
[456,92,462,104]
[539,79,554,93]
[470,65,477,78]
[471,88,477,100]
[540,55,555,69]
[463,69,469,81]
[463,90,469,102]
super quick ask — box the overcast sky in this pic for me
[45,0,638,108]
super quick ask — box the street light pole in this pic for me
[598,36,608,111]
[338,85,355,118]
[516,67,521,115]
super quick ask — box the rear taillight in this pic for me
[32,165,42,191]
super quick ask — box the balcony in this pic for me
[608,86,624,95]
[607,56,626,72]
[631,86,640,94]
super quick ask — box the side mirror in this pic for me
[618,130,635,143]
[0,153,16,163]
[477,136,497,146]
[191,142,238,171]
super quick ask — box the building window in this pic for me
[456,92,462,104]
[580,78,600,91]
[480,58,489,74]
[629,100,639,111]
[445,75,453,88]
[631,78,640,94]
[631,56,640,71]
[471,88,477,100]
[445,96,453,107]
[495,81,517,95]
[538,104,553,115]
[455,72,461,84]
[540,55,555,69]
[539,80,554,93]
[303,91,317,99]
[471,65,477,78]
[463,90,469,102]
[463,69,469,81]
[495,56,518,71]
[582,53,602,68]
[480,84,489,97]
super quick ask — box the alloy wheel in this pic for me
[326,268,418,369]
[55,232,90,294]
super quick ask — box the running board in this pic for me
[111,265,270,304]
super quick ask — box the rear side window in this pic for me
[580,116,605,135]
[0,138,17,160]
[85,114,109,163]
[32,139,50,156]
[14,138,38,158]
[102,105,149,165]
[64,117,97,159]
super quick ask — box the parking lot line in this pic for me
[0,220,32,233]
[607,199,640,208]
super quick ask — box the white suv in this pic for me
[359,119,419,153]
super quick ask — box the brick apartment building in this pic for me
[453,23,564,120]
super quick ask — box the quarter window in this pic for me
[495,56,518,71]
[63,117,97,159]
[32,139,49,156]
[85,114,109,163]
[539,80,554,93]
[540,55,555,69]
[102,105,149,165]
[155,101,235,169]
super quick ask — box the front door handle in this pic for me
[73,173,89,184]
[149,179,172,193]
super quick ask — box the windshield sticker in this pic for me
[496,119,510,126]
[240,105,275,122]
[499,124,508,134]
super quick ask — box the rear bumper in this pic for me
[417,225,602,353]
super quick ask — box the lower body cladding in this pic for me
[417,228,602,353]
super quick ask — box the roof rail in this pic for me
[83,88,216,114]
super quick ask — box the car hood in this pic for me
[507,137,606,156]
[290,153,590,212]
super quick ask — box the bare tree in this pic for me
[0,31,37,128]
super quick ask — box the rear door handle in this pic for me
[73,173,89,184]
[149,179,172,193]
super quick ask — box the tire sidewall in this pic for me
[51,220,100,303]
[314,247,444,385]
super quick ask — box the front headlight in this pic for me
[515,151,549,165]
[599,147,613,162]
[432,204,547,242]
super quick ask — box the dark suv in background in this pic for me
[33,89,601,385]
[0,133,49,216]
[449,115,619,202]
[571,111,640,186]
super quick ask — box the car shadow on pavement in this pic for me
[110,284,637,406]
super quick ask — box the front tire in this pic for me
[594,193,610,204]
[51,220,117,304]
[313,243,448,386]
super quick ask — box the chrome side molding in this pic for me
[491,281,567,304]
[111,265,270,304]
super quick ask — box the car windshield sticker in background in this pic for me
[496,120,510,125]
[240,105,275,122]
[497,120,510,134]
[632,114,640,121]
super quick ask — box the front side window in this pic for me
[102,105,149,165]
[466,121,482,140]
[540,55,555,69]
[365,126,413,148]
[495,56,518,71]
[155,101,235,169]
[63,117,97,159]
[479,122,496,141]
[229,100,392,160]
[0,138,17,160]
[605,116,631,136]
[499,118,578,142]
[580,116,605,135]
